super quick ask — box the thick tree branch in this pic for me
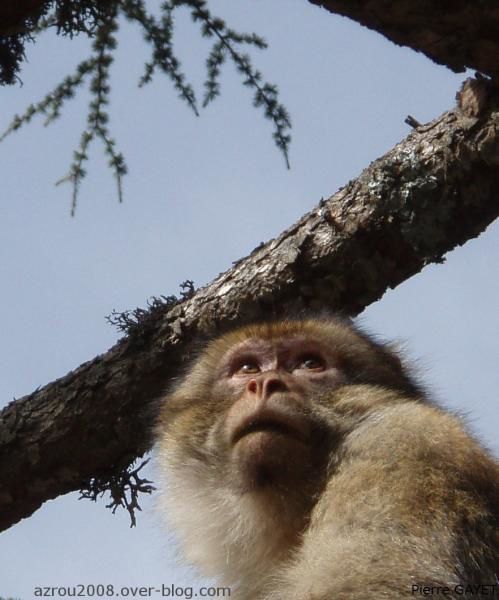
[309,0,499,80]
[1,87,498,532]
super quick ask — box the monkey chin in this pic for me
[230,429,313,492]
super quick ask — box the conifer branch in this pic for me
[0,0,292,212]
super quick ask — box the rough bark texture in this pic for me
[1,91,498,532]
[308,0,499,80]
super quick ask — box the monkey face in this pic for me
[214,335,342,492]
[158,318,419,502]
[160,335,339,500]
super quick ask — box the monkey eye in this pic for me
[295,355,325,371]
[235,361,260,375]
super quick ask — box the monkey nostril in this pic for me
[246,379,259,394]
[263,377,288,398]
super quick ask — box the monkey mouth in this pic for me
[231,410,308,446]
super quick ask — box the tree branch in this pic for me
[308,0,499,80]
[1,87,498,532]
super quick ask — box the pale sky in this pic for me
[0,1,497,599]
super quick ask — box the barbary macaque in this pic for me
[156,317,499,599]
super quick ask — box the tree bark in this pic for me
[1,92,498,532]
[308,0,499,80]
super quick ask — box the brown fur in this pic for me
[156,317,499,599]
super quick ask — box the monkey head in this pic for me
[159,319,416,488]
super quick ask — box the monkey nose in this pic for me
[247,374,289,399]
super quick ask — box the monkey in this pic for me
[155,317,499,599]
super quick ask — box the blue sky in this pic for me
[0,1,497,598]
